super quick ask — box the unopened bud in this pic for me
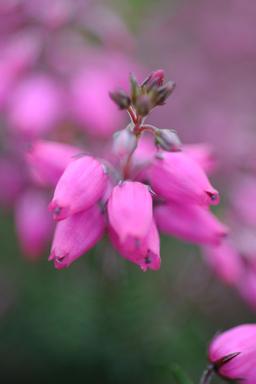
[152,81,176,106]
[109,89,131,109]
[155,129,181,151]
[135,95,151,117]
[113,125,137,157]
[141,69,165,90]
[130,73,141,105]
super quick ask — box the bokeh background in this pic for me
[1,0,256,382]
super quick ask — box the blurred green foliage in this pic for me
[0,213,253,383]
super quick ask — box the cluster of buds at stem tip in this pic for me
[110,70,180,157]
[109,69,176,118]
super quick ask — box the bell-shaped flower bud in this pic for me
[151,81,176,106]
[113,125,137,158]
[27,140,80,186]
[208,324,256,383]
[15,190,53,259]
[135,95,151,117]
[49,155,107,220]
[49,205,105,269]
[155,129,182,152]
[130,73,141,105]
[148,151,219,206]
[109,220,160,271]
[155,202,228,246]
[202,240,243,285]
[107,181,153,243]
[109,89,131,110]
[141,69,165,90]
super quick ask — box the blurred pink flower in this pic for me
[8,74,63,137]
[155,202,227,246]
[209,324,256,383]
[15,189,53,259]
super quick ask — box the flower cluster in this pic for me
[40,70,227,271]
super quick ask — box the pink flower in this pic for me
[49,205,105,269]
[148,151,219,206]
[15,190,53,259]
[183,143,217,174]
[107,181,153,242]
[109,220,160,271]
[27,140,80,186]
[0,157,24,208]
[154,202,228,245]
[237,270,256,310]
[49,155,107,220]
[8,74,62,137]
[202,240,242,285]
[71,67,123,138]
[208,324,256,383]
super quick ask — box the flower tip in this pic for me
[48,200,69,221]
[49,251,69,270]
[206,190,220,206]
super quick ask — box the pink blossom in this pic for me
[202,240,242,285]
[209,324,256,383]
[148,151,219,206]
[49,155,107,220]
[15,190,53,259]
[154,202,228,246]
[107,181,153,243]
[109,220,160,271]
[183,143,217,174]
[49,205,105,269]
[71,67,124,138]
[0,157,25,208]
[27,140,80,186]
[237,270,256,310]
[8,74,62,137]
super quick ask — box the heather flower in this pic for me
[8,74,62,137]
[154,202,228,246]
[27,140,80,187]
[202,240,242,285]
[148,151,219,206]
[49,155,107,220]
[15,189,53,259]
[208,324,256,383]
[49,205,105,269]
[107,181,153,243]
[109,220,160,271]
[71,66,125,138]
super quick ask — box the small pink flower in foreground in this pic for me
[148,151,219,206]
[49,205,105,270]
[208,324,256,383]
[49,155,107,220]
[43,70,225,270]
[109,219,160,271]
[107,181,153,242]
